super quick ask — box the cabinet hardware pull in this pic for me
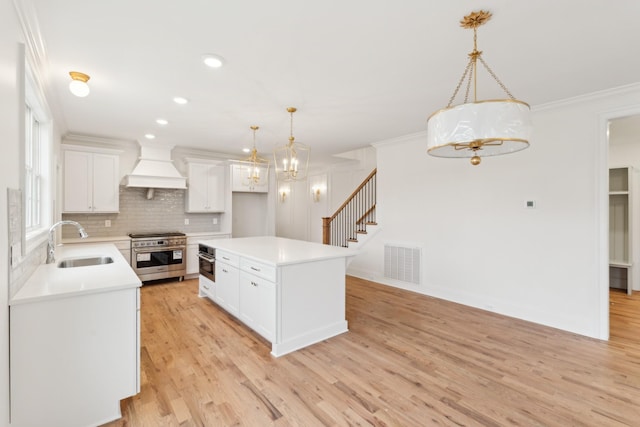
[251,281,258,287]
[250,266,260,271]
[223,269,228,273]
[222,256,230,261]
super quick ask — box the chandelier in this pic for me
[241,125,269,189]
[273,107,309,181]
[426,10,532,166]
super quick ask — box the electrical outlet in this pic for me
[525,200,536,209]
[105,220,111,227]
[212,218,218,225]
[184,218,190,225]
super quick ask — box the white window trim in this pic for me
[23,61,52,253]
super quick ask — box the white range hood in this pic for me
[125,140,186,189]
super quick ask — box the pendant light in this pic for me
[273,107,309,182]
[241,125,270,189]
[426,10,532,166]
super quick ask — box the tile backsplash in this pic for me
[62,186,221,238]
[8,188,47,299]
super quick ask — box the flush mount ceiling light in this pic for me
[68,71,90,97]
[273,107,310,182]
[240,125,270,189]
[156,118,168,125]
[202,54,225,69]
[426,10,532,166]
[144,133,155,140]
[173,96,188,105]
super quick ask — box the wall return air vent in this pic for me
[384,244,421,285]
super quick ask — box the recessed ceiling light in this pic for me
[173,96,188,105]
[202,54,224,68]
[156,118,168,125]
[144,134,156,139]
[242,148,251,153]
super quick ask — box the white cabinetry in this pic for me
[63,145,121,213]
[214,250,240,315]
[239,258,276,341]
[231,163,269,193]
[10,288,139,427]
[198,237,350,357]
[610,167,633,294]
[185,160,226,212]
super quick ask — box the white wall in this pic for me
[275,147,377,242]
[348,84,640,340]
[0,2,24,423]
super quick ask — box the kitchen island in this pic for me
[198,236,356,356]
[10,243,141,427]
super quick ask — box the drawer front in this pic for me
[217,250,240,268]
[240,258,276,282]
[199,275,215,299]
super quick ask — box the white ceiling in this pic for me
[25,0,640,164]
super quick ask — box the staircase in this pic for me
[322,169,377,248]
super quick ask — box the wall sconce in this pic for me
[311,186,322,203]
[68,71,90,97]
[279,187,290,203]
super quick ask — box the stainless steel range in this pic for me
[129,232,186,282]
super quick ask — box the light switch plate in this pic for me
[184,218,190,225]
[213,218,218,225]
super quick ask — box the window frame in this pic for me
[23,62,52,250]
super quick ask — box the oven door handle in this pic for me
[133,245,186,253]
[198,253,216,263]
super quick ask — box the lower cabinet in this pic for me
[215,253,239,315]
[239,272,276,342]
[10,288,139,427]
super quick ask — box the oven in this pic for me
[129,232,187,283]
[198,244,215,282]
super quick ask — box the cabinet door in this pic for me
[92,153,120,212]
[186,163,210,212]
[186,244,199,275]
[10,289,138,427]
[232,163,269,193]
[207,165,226,211]
[215,261,239,315]
[63,150,119,213]
[64,150,92,212]
[239,272,275,342]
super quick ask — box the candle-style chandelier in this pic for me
[241,125,269,189]
[273,107,309,181]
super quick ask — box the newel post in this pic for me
[322,217,331,245]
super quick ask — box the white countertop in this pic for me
[199,236,357,266]
[10,243,141,305]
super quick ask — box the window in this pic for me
[23,63,51,245]
[25,103,41,232]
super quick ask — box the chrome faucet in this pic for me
[46,220,89,263]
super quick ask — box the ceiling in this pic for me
[25,0,640,165]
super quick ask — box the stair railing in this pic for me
[322,168,376,246]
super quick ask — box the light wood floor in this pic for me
[103,278,640,426]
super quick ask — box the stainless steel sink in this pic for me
[57,256,114,268]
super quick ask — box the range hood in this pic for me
[125,140,186,189]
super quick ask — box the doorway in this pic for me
[607,113,640,334]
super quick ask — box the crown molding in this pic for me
[533,82,640,112]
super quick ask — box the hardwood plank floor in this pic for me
[103,278,640,426]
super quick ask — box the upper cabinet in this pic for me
[185,160,226,212]
[62,145,121,213]
[231,163,269,193]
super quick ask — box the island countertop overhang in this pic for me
[198,236,357,266]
